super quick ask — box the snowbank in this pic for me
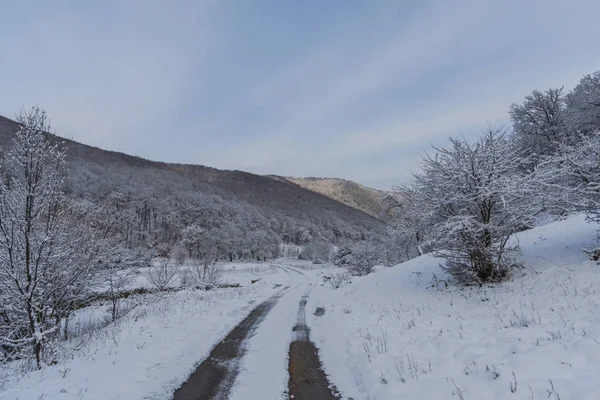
[310,214,600,399]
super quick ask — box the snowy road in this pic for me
[288,287,341,400]
[172,285,291,399]
[172,264,340,400]
[0,260,343,400]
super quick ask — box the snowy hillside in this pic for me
[284,177,388,220]
[0,114,387,264]
[310,214,600,399]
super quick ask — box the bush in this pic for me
[145,257,181,291]
[584,248,600,262]
[334,240,380,276]
[328,271,351,289]
[192,260,225,290]
[441,259,518,285]
[202,263,225,289]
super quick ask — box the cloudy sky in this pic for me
[2,1,600,189]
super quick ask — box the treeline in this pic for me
[386,70,600,285]
[72,177,382,263]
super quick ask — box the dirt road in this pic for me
[288,291,341,399]
[172,287,290,400]
[171,266,341,400]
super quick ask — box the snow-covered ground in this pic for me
[310,214,600,399]
[229,268,312,400]
[3,217,598,400]
[95,260,286,293]
[0,260,318,400]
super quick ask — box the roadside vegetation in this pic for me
[385,69,600,285]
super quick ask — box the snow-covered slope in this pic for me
[310,214,600,399]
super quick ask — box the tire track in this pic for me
[287,289,341,400]
[172,286,290,400]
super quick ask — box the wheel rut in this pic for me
[172,286,290,400]
[287,289,341,400]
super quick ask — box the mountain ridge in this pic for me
[283,176,388,219]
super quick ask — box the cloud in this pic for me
[2,0,600,190]
[0,1,218,148]
[197,0,600,188]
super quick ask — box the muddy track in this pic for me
[287,291,341,400]
[172,286,290,400]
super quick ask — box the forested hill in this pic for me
[0,115,386,260]
[284,176,388,220]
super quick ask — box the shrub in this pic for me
[334,240,380,276]
[328,271,351,289]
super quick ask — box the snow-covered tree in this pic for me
[0,107,101,368]
[509,87,566,163]
[295,227,312,245]
[384,188,430,258]
[375,234,403,267]
[333,239,380,276]
[346,240,380,276]
[565,71,600,135]
[411,127,540,284]
[180,224,205,258]
[535,132,600,224]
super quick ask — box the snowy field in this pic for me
[0,260,318,400]
[310,214,600,399]
[93,261,286,293]
[2,218,599,399]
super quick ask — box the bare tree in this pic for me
[509,87,566,163]
[535,132,600,224]
[384,188,430,258]
[0,107,100,368]
[105,264,135,322]
[201,262,225,289]
[565,71,600,135]
[145,253,181,292]
[191,255,224,289]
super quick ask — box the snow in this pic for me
[96,261,289,293]
[310,214,600,399]
[229,264,332,399]
[2,217,599,399]
[0,264,299,399]
[229,283,311,399]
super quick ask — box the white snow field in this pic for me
[309,214,600,399]
[0,261,324,400]
[2,217,599,400]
